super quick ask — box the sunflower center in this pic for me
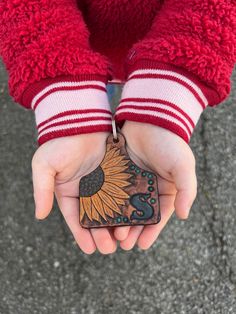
[79,166,105,197]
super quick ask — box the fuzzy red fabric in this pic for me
[0,0,235,144]
[1,0,235,106]
[0,0,113,106]
[123,0,236,106]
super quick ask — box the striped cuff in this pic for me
[26,75,112,145]
[115,61,209,143]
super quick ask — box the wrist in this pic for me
[121,120,187,143]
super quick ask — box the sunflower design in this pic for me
[79,144,133,223]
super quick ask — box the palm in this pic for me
[114,121,197,250]
[32,132,118,254]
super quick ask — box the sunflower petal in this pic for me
[116,159,130,167]
[79,198,85,221]
[102,159,129,170]
[105,173,133,181]
[113,197,127,206]
[102,147,118,160]
[104,166,128,176]
[103,202,114,218]
[81,197,92,221]
[106,177,132,188]
[101,155,128,169]
[91,194,107,221]
[97,190,118,218]
[106,143,112,151]
[98,190,122,215]
[102,182,129,199]
[91,203,101,222]
[101,148,120,165]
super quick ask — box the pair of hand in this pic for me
[32,121,197,254]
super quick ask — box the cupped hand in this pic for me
[32,132,117,255]
[113,121,197,250]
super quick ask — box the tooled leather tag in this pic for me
[78,132,161,228]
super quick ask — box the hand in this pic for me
[32,132,117,255]
[113,121,197,250]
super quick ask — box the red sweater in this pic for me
[0,0,235,144]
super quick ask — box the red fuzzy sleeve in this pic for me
[0,0,111,107]
[124,0,236,106]
[115,0,236,143]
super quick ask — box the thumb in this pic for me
[172,157,197,219]
[32,155,56,219]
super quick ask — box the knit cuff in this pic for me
[23,74,112,145]
[114,60,211,143]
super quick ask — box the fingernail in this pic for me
[182,210,190,219]
[35,214,41,221]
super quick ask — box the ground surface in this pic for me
[0,60,236,314]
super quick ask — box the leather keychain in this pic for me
[78,119,161,228]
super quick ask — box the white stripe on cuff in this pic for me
[38,119,112,140]
[31,80,106,109]
[117,101,193,132]
[33,81,111,127]
[122,69,208,125]
[128,69,208,107]
[116,108,191,141]
[37,112,112,133]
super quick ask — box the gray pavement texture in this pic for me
[0,59,236,314]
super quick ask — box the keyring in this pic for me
[112,118,118,141]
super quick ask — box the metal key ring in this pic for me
[112,118,118,141]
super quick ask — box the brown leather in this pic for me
[79,132,161,228]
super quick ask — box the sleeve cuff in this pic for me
[24,74,112,145]
[114,60,213,143]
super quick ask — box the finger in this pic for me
[32,157,55,220]
[172,159,197,219]
[90,227,117,255]
[137,195,175,250]
[107,227,117,242]
[157,175,177,195]
[113,226,131,241]
[119,226,144,251]
[56,196,96,254]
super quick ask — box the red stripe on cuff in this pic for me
[128,73,206,110]
[22,74,108,108]
[33,84,107,110]
[115,112,189,143]
[38,124,113,146]
[37,109,112,129]
[125,60,221,106]
[38,116,112,136]
[119,98,195,128]
[115,105,192,136]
